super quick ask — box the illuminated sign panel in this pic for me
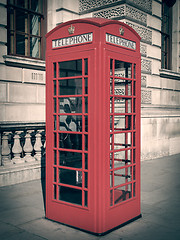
[106,33,136,50]
[52,33,93,48]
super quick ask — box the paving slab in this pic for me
[0,154,180,240]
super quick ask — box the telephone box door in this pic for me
[46,50,96,232]
[104,50,141,230]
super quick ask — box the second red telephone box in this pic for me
[46,18,141,235]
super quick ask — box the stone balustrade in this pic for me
[0,122,45,167]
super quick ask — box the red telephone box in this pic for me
[46,18,141,235]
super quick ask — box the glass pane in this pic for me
[53,184,57,199]
[85,134,88,151]
[59,133,82,150]
[54,150,57,165]
[84,59,88,75]
[133,182,136,197]
[85,172,88,188]
[85,78,88,94]
[31,0,42,13]
[115,60,132,78]
[59,78,82,95]
[53,63,56,78]
[114,132,132,150]
[30,15,40,35]
[59,97,82,113]
[85,153,88,169]
[54,133,57,148]
[133,166,136,180]
[59,168,82,187]
[110,78,113,95]
[16,34,26,55]
[114,184,132,204]
[59,59,82,77]
[110,59,113,75]
[54,115,56,130]
[114,167,132,186]
[53,80,56,95]
[110,171,113,187]
[85,191,88,207]
[114,79,132,96]
[54,98,56,113]
[110,190,113,206]
[30,37,40,58]
[54,167,57,182]
[59,151,82,168]
[59,115,82,132]
[110,134,113,150]
[114,115,132,131]
[17,0,28,8]
[16,10,28,33]
[85,97,88,113]
[84,116,88,132]
[134,64,136,79]
[133,82,136,96]
[114,150,131,167]
[114,98,132,113]
[59,186,82,205]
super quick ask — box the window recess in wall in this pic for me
[7,0,46,60]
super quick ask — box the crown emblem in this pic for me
[119,27,124,36]
[68,25,75,34]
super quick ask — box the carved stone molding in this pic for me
[141,58,152,74]
[141,75,147,87]
[140,44,147,56]
[126,21,152,43]
[79,0,152,13]
[141,89,152,104]
[93,5,125,19]
[93,4,147,25]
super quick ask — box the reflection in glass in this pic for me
[54,98,56,113]
[114,184,132,204]
[84,116,88,132]
[110,190,113,206]
[59,115,82,132]
[59,78,82,95]
[134,64,136,79]
[59,151,82,168]
[110,59,113,75]
[30,37,40,58]
[114,79,132,96]
[85,172,88,188]
[59,168,82,187]
[59,59,82,77]
[114,115,131,131]
[59,97,82,114]
[30,15,40,35]
[16,34,26,55]
[115,60,132,78]
[54,167,57,182]
[59,186,82,205]
[114,98,132,113]
[59,133,82,150]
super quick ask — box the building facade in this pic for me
[0,0,180,186]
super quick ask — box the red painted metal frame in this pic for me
[46,18,141,235]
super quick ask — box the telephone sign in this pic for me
[46,18,141,235]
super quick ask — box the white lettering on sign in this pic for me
[106,33,136,50]
[52,33,93,48]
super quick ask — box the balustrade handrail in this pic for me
[0,122,46,167]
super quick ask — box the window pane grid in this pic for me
[7,0,44,59]
[53,58,89,208]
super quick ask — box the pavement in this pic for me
[0,154,180,240]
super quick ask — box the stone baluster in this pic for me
[1,132,12,166]
[34,130,43,161]
[23,130,35,162]
[12,131,24,164]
